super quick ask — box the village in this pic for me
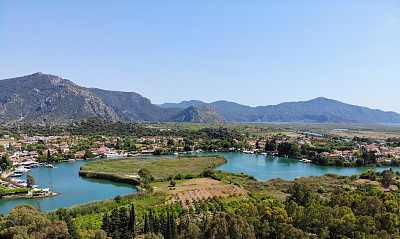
[0,130,399,170]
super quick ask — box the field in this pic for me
[80,155,227,182]
[163,178,246,206]
[142,122,400,140]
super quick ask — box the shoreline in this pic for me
[0,191,60,200]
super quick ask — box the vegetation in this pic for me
[79,155,227,183]
[2,169,400,238]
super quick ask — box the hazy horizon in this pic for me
[1,1,399,113]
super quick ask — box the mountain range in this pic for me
[1,73,399,125]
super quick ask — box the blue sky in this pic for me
[1,1,399,113]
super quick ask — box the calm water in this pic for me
[1,152,398,215]
[212,152,398,181]
[0,159,136,215]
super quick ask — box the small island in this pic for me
[79,155,227,185]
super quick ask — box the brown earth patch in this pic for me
[167,178,246,206]
[354,179,381,186]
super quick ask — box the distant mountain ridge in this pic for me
[160,97,400,124]
[1,73,399,124]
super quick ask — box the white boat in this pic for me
[10,172,23,177]
[46,164,54,168]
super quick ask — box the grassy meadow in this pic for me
[80,155,227,181]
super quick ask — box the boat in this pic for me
[46,164,55,168]
[10,172,23,177]
[300,159,312,163]
[12,167,30,175]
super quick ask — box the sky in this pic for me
[1,1,399,113]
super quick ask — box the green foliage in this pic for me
[27,174,35,188]
[380,169,394,188]
[360,169,377,180]
[139,168,152,184]
[0,154,12,170]
[317,186,326,193]
[0,204,68,238]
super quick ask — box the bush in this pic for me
[317,186,326,193]
[170,181,176,187]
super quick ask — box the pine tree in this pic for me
[65,214,80,239]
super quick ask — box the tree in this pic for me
[286,182,317,207]
[101,213,110,234]
[380,170,394,188]
[129,204,136,238]
[206,212,256,239]
[0,204,51,238]
[84,149,94,159]
[119,207,130,238]
[35,220,69,239]
[27,174,35,188]
[138,168,152,184]
[108,208,121,239]
[0,154,11,170]
[170,181,176,187]
[94,229,108,239]
[265,140,276,152]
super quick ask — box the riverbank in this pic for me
[1,191,60,199]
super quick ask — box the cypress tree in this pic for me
[170,211,176,239]
[159,213,167,239]
[153,213,160,234]
[144,213,150,234]
[129,204,136,238]
[119,207,130,239]
[109,208,121,239]
[149,209,154,233]
[101,213,110,234]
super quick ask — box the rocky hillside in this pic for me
[0,73,224,124]
[0,73,119,124]
[170,105,226,123]
[88,88,180,122]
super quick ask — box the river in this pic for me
[0,159,136,215]
[1,152,397,215]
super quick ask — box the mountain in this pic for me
[88,88,181,122]
[0,73,119,124]
[2,73,399,124]
[159,100,207,109]
[169,105,226,123]
[160,98,400,124]
[0,73,221,124]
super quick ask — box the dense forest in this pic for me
[3,117,243,140]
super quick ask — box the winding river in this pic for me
[1,152,397,215]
